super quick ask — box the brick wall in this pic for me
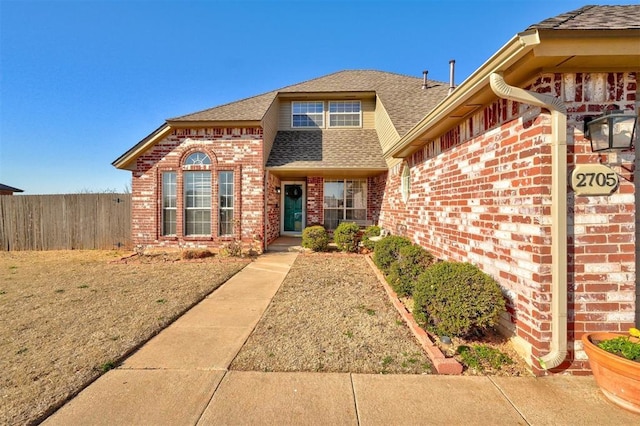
[368,174,386,224]
[306,177,323,226]
[379,72,637,375]
[131,127,265,252]
[265,172,281,245]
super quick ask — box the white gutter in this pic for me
[489,72,568,370]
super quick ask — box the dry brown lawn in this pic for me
[231,252,531,377]
[0,250,249,425]
[231,254,434,374]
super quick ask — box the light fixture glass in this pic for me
[585,109,637,152]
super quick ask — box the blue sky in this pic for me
[1,0,635,194]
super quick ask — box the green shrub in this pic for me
[361,225,381,251]
[413,262,505,338]
[302,225,329,252]
[456,345,513,372]
[386,244,434,297]
[373,236,413,274]
[333,222,361,253]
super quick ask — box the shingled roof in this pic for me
[170,91,278,122]
[528,4,640,30]
[170,70,450,138]
[266,129,387,170]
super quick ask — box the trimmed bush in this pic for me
[386,244,434,297]
[413,262,505,338]
[373,236,412,275]
[333,222,361,253]
[302,225,329,252]
[361,225,381,251]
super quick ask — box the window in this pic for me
[185,152,211,165]
[184,171,211,235]
[292,101,324,128]
[219,171,234,236]
[323,179,367,230]
[162,172,177,236]
[329,101,361,127]
[401,162,411,203]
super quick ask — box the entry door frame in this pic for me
[280,180,306,236]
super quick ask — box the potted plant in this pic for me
[582,328,640,414]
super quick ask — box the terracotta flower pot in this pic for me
[582,332,640,414]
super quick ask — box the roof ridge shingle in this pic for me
[527,5,596,30]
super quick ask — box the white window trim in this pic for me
[291,101,324,128]
[323,178,367,229]
[183,171,212,236]
[218,171,234,237]
[162,172,177,236]
[328,100,362,128]
[401,162,410,203]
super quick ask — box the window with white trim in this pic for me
[218,171,234,236]
[184,152,211,165]
[162,172,177,236]
[292,101,324,128]
[184,171,211,236]
[329,101,361,127]
[401,162,411,203]
[323,179,367,230]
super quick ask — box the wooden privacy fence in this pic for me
[0,194,131,251]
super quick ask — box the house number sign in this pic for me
[570,164,619,196]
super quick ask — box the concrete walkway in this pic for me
[44,243,639,425]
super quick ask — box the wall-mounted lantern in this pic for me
[275,186,281,194]
[584,109,637,152]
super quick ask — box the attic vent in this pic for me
[422,70,428,90]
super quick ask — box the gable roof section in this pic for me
[115,70,449,170]
[266,129,387,173]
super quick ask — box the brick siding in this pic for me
[265,172,281,245]
[131,127,265,253]
[379,72,637,375]
[306,177,323,226]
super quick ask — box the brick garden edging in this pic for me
[364,255,463,375]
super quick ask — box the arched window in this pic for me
[161,148,237,239]
[184,152,211,165]
[401,162,411,203]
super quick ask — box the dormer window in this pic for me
[329,101,361,127]
[292,101,324,128]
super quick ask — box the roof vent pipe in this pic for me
[448,60,456,94]
[422,70,428,89]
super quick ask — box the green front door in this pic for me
[283,184,304,232]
